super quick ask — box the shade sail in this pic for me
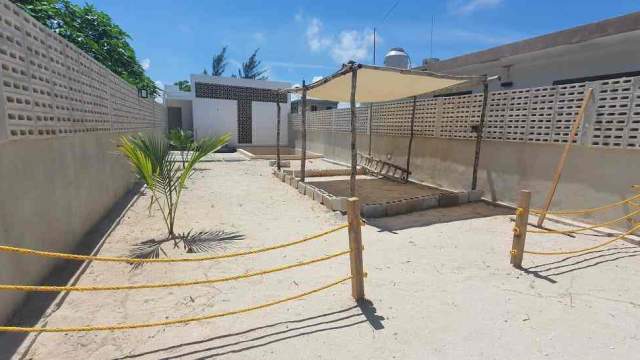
[296,64,481,103]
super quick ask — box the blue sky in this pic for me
[76,0,639,88]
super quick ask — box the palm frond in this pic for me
[179,230,245,253]
[127,239,168,270]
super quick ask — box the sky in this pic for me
[74,0,639,89]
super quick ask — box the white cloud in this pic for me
[449,0,503,15]
[154,80,164,103]
[311,76,323,83]
[140,58,151,71]
[305,18,376,64]
[330,30,374,64]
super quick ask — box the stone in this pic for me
[361,203,386,218]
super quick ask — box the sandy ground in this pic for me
[5,159,640,359]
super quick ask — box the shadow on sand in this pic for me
[0,185,143,359]
[113,299,384,360]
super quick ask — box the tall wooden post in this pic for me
[276,101,281,170]
[405,96,417,183]
[537,87,594,227]
[347,197,365,300]
[300,81,307,182]
[471,78,489,190]
[349,66,358,196]
[510,190,531,268]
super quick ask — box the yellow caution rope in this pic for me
[528,208,640,234]
[524,223,640,256]
[528,193,640,216]
[0,250,350,292]
[0,276,352,333]
[0,224,348,264]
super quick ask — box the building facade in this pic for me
[419,12,640,92]
[165,75,291,146]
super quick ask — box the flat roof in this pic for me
[422,12,640,71]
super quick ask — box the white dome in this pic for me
[384,48,410,69]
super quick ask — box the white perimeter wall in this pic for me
[252,101,289,146]
[193,98,289,146]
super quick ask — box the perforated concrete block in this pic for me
[469,190,484,202]
[439,193,460,207]
[362,203,386,218]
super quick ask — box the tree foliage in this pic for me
[211,46,228,76]
[237,48,268,80]
[12,0,158,96]
[173,80,191,92]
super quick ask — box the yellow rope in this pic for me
[528,193,640,216]
[0,250,350,292]
[0,276,352,333]
[0,224,348,264]
[524,223,640,256]
[528,208,640,234]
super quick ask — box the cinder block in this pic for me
[321,193,333,208]
[386,200,409,216]
[314,189,324,203]
[418,196,439,210]
[469,189,484,202]
[291,178,299,188]
[306,186,315,199]
[457,191,470,204]
[279,172,286,182]
[439,193,459,207]
[283,174,290,184]
[298,182,306,195]
[361,203,386,218]
[331,197,347,212]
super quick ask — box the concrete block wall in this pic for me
[0,2,166,325]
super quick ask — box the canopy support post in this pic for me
[276,101,281,171]
[368,103,373,156]
[471,77,489,190]
[301,81,307,182]
[405,96,417,183]
[350,65,358,197]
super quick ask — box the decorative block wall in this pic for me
[289,75,640,150]
[0,0,166,141]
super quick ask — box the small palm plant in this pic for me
[167,129,194,168]
[119,132,243,265]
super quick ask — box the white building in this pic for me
[165,75,291,146]
[418,12,640,92]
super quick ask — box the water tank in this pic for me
[384,48,410,69]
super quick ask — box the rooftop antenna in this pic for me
[429,15,434,60]
[373,0,400,65]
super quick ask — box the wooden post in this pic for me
[349,65,358,197]
[471,78,489,190]
[276,101,281,170]
[511,190,531,268]
[537,87,593,227]
[405,96,417,183]
[347,197,365,300]
[300,81,307,182]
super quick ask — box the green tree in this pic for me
[211,46,228,76]
[12,0,158,96]
[173,80,191,92]
[237,48,268,80]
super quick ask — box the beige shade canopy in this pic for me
[295,64,482,102]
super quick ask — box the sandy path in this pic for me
[10,159,640,359]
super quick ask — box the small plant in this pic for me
[167,129,194,168]
[119,132,242,265]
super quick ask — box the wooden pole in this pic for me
[349,65,358,197]
[300,81,307,182]
[347,197,365,300]
[471,78,489,190]
[276,101,281,171]
[405,96,417,183]
[511,190,531,268]
[368,103,373,156]
[537,87,593,227]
